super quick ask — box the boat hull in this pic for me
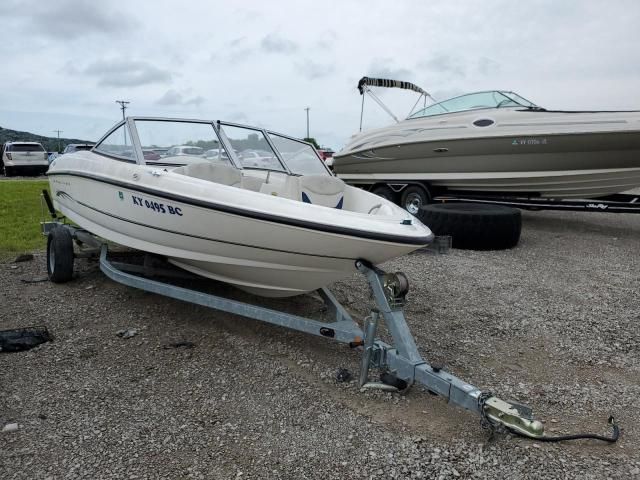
[334,110,640,198]
[49,169,430,297]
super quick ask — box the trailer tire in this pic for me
[419,203,521,250]
[371,185,397,203]
[47,227,74,283]
[401,185,431,215]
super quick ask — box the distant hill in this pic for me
[0,126,92,153]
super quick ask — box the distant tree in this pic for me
[303,137,320,149]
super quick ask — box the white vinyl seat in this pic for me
[240,175,264,192]
[174,163,242,187]
[298,175,345,209]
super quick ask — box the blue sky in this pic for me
[1,0,639,149]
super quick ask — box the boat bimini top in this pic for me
[356,76,541,129]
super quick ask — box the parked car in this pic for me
[142,149,161,161]
[317,148,334,161]
[237,149,281,169]
[1,141,49,176]
[166,145,204,157]
[61,143,94,155]
[204,148,231,164]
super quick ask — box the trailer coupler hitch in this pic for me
[478,393,619,442]
[479,394,544,437]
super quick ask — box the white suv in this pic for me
[1,141,49,176]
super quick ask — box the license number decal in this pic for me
[131,194,183,216]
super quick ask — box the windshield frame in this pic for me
[216,120,289,173]
[266,129,333,176]
[407,90,539,119]
[93,117,332,177]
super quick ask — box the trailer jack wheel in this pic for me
[47,227,74,283]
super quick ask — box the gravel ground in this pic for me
[1,206,640,479]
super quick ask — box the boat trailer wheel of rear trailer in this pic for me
[41,219,620,444]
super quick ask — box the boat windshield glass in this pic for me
[94,124,135,161]
[408,91,538,118]
[134,120,231,165]
[267,133,329,176]
[217,124,285,171]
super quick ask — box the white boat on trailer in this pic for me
[47,117,432,297]
[42,116,619,442]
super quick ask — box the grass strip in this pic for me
[0,180,49,259]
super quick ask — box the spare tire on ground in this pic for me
[418,203,521,250]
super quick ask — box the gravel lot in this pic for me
[1,203,639,478]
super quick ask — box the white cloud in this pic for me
[260,33,298,54]
[84,60,172,87]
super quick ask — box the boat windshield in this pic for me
[266,133,328,176]
[408,91,538,119]
[128,119,330,176]
[134,119,231,165]
[217,124,286,172]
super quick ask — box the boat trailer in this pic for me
[434,192,640,214]
[41,212,619,442]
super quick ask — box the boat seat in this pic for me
[174,163,242,187]
[240,174,264,192]
[298,175,345,209]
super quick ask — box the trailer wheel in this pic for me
[371,185,397,203]
[419,203,521,250]
[47,227,74,283]
[401,185,430,215]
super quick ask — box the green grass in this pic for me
[0,180,49,259]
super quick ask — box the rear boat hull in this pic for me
[334,111,640,198]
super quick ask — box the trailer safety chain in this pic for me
[519,416,620,444]
[478,391,620,443]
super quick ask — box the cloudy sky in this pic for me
[1,0,639,149]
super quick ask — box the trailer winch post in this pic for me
[358,310,380,388]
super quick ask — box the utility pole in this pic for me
[53,130,63,152]
[304,107,310,139]
[115,100,130,145]
[115,100,130,121]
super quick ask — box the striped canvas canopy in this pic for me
[357,76,427,95]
